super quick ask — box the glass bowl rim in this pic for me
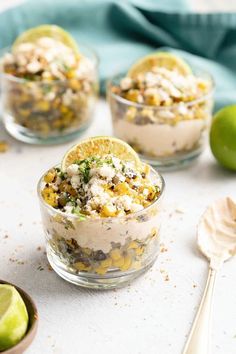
[0,42,99,85]
[37,164,165,222]
[107,68,215,110]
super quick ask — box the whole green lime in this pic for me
[210,105,236,171]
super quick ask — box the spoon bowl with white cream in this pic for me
[183,197,236,354]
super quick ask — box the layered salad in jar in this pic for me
[38,137,164,288]
[108,52,214,169]
[0,25,98,143]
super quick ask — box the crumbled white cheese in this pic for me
[120,77,132,91]
[62,89,74,105]
[115,195,132,211]
[177,102,189,115]
[130,203,143,213]
[26,61,42,73]
[64,205,74,214]
[66,164,79,176]
[90,183,105,197]
[71,175,81,189]
[97,165,115,180]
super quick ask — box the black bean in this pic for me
[73,254,90,264]
[93,250,107,261]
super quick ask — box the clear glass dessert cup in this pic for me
[37,166,165,289]
[0,45,99,145]
[107,71,214,171]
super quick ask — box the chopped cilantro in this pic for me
[42,85,52,94]
[68,197,77,206]
[72,207,86,220]
[75,156,103,183]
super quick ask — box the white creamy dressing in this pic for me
[197,197,236,269]
[114,119,206,156]
[42,210,161,253]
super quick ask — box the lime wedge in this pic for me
[0,284,29,351]
[128,52,191,78]
[12,25,79,54]
[61,136,141,171]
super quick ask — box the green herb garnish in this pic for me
[72,207,86,221]
[42,85,52,94]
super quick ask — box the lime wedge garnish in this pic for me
[128,52,191,77]
[0,284,29,351]
[12,25,79,54]
[61,136,141,171]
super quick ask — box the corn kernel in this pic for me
[197,81,208,91]
[60,105,70,114]
[100,258,112,268]
[120,255,132,271]
[69,79,82,90]
[114,182,130,195]
[95,266,108,275]
[147,186,156,201]
[41,187,58,207]
[151,227,157,237]
[125,89,140,103]
[125,106,137,122]
[112,257,125,268]
[145,93,160,106]
[44,169,56,183]
[128,241,139,249]
[110,249,121,261]
[74,262,91,271]
[101,204,117,217]
[67,70,76,79]
[135,246,144,256]
[36,100,50,111]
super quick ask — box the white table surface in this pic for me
[0,99,236,354]
[0,1,236,353]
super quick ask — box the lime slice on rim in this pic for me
[128,52,192,78]
[61,136,141,171]
[0,284,29,351]
[12,25,79,54]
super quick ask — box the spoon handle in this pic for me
[182,267,217,354]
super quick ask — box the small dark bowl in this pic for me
[0,280,38,354]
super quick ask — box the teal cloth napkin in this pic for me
[1,0,236,110]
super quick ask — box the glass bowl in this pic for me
[107,70,214,171]
[37,166,165,289]
[0,44,99,145]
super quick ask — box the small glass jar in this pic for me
[0,45,99,144]
[108,71,214,171]
[37,167,165,289]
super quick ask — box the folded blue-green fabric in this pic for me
[1,0,236,110]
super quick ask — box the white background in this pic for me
[0,1,236,354]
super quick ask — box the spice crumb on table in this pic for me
[0,140,9,152]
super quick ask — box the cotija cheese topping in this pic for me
[112,67,211,107]
[42,155,161,217]
[1,36,93,82]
